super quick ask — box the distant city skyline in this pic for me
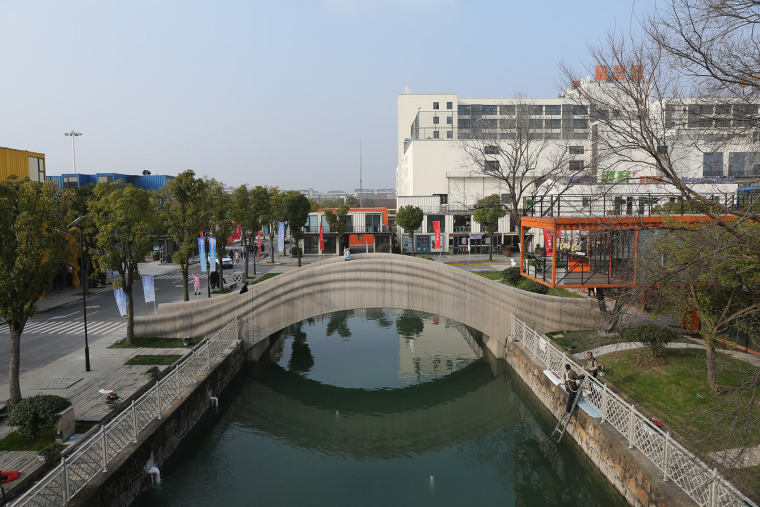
[0,0,650,191]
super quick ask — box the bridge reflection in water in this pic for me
[134,309,620,507]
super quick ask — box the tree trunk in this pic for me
[125,282,134,345]
[489,233,493,261]
[705,336,719,395]
[596,288,623,334]
[297,239,302,267]
[410,232,414,257]
[269,230,276,263]
[181,261,189,302]
[7,320,24,408]
[243,236,249,279]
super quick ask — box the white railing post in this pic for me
[663,432,671,481]
[61,456,70,503]
[176,363,182,399]
[601,383,608,423]
[628,404,635,449]
[207,340,211,369]
[709,468,718,507]
[131,400,138,443]
[157,383,162,420]
[101,425,108,472]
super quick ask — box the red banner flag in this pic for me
[433,221,441,250]
[319,222,324,251]
[257,231,262,258]
[542,229,554,255]
[432,315,440,325]
[233,222,241,241]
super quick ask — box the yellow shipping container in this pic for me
[0,147,46,182]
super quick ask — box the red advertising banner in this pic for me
[542,229,554,255]
[319,222,324,251]
[433,221,441,250]
[233,222,241,240]
[257,231,262,258]
[432,315,440,325]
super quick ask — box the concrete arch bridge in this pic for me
[134,254,600,359]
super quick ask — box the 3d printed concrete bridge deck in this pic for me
[134,254,601,358]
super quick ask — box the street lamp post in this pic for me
[64,131,83,175]
[68,215,92,371]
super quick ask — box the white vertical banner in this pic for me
[209,237,217,269]
[142,275,155,303]
[198,238,206,272]
[278,221,285,253]
[114,287,127,317]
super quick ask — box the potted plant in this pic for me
[145,366,160,380]
[105,392,119,408]
[183,336,192,347]
[37,442,65,463]
[555,262,567,280]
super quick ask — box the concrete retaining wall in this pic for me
[135,254,601,359]
[505,340,693,506]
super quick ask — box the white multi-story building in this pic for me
[396,84,752,254]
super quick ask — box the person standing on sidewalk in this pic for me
[192,273,201,295]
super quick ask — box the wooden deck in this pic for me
[0,451,46,499]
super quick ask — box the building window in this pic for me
[365,214,381,232]
[573,119,588,129]
[484,160,500,171]
[458,104,471,115]
[545,105,561,115]
[433,131,439,139]
[656,145,668,155]
[501,105,516,115]
[63,176,78,190]
[532,105,544,115]
[446,116,453,125]
[97,175,113,184]
[433,102,439,110]
[446,101,453,109]
[485,145,499,154]
[500,194,512,205]
[529,119,543,129]
[434,193,448,204]
[573,105,588,115]
[482,105,498,115]
[458,118,471,129]
[427,215,445,233]
[569,160,584,171]
[569,146,584,155]
[453,215,471,232]
[545,119,561,129]
[446,130,453,139]
[703,152,724,176]
[433,116,439,124]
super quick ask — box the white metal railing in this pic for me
[11,319,238,507]
[510,316,757,507]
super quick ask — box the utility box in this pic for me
[56,406,75,442]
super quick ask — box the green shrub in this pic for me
[377,243,390,253]
[38,442,66,464]
[500,266,522,285]
[7,395,72,439]
[621,323,678,358]
[517,278,549,295]
[420,255,434,260]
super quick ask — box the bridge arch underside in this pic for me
[135,254,600,358]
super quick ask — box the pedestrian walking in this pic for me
[239,281,249,294]
[193,273,201,295]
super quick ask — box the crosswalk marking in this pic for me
[0,321,126,336]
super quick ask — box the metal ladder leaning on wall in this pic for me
[551,391,581,443]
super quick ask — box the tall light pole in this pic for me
[68,215,92,371]
[64,131,82,174]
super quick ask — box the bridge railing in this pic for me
[510,316,756,507]
[11,319,239,507]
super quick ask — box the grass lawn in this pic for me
[211,288,233,294]
[472,271,584,298]
[109,337,187,349]
[546,329,692,353]
[0,422,96,451]
[598,348,760,451]
[251,273,281,284]
[125,354,182,366]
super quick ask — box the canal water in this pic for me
[134,309,622,506]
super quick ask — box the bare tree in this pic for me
[458,98,575,237]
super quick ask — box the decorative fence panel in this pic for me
[11,319,238,507]
[510,316,756,507]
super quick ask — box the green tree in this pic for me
[161,170,208,301]
[345,195,359,207]
[68,183,98,292]
[90,183,158,345]
[0,180,71,408]
[395,205,424,256]
[324,204,350,253]
[249,185,271,273]
[266,188,284,263]
[7,394,71,439]
[282,190,311,267]
[231,185,255,279]
[473,194,507,261]
[207,179,235,289]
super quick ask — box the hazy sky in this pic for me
[1,1,650,192]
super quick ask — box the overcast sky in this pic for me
[1,0,650,192]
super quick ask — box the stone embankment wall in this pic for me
[505,340,693,506]
[135,254,601,359]
[69,343,245,507]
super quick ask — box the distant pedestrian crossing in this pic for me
[0,320,126,336]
